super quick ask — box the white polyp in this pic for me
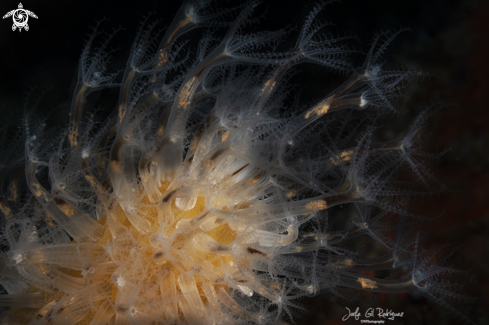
[81,266,96,277]
[306,284,316,294]
[12,253,24,266]
[360,95,368,107]
[175,197,197,211]
[81,148,90,159]
[28,226,39,243]
[237,285,254,297]
[116,276,126,288]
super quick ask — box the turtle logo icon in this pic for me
[3,3,38,32]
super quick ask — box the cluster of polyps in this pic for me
[0,1,471,324]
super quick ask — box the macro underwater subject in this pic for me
[0,0,475,324]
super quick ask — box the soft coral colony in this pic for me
[0,0,472,324]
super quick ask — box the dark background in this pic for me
[1,0,488,324]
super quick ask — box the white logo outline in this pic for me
[3,3,38,32]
